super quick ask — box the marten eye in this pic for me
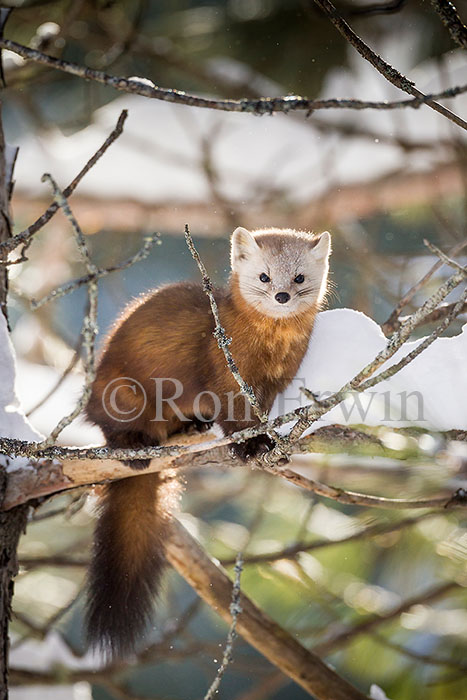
[294,274,305,284]
[259,273,270,283]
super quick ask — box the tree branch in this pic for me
[29,232,159,309]
[382,238,467,335]
[2,429,466,512]
[0,109,127,258]
[314,581,459,655]
[221,512,437,566]
[166,519,369,700]
[430,0,467,49]
[312,0,467,131]
[0,39,465,122]
[34,174,98,447]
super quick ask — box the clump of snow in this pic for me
[11,686,87,700]
[0,314,43,471]
[271,309,467,432]
[10,630,100,672]
[9,631,99,700]
[370,685,392,700]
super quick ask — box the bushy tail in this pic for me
[86,471,178,660]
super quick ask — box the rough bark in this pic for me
[0,488,28,700]
[0,106,9,324]
[0,102,28,700]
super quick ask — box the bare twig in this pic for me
[430,0,467,49]
[372,632,467,672]
[314,581,459,655]
[204,552,243,700]
[0,39,466,121]
[30,232,159,309]
[312,0,467,131]
[35,174,98,447]
[26,334,83,417]
[336,265,466,391]
[402,300,467,328]
[356,286,467,393]
[0,110,127,258]
[184,224,264,420]
[221,512,437,566]
[263,464,467,511]
[424,238,467,273]
[382,238,467,335]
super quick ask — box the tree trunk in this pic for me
[0,495,28,700]
[0,101,28,700]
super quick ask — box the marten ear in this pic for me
[309,231,331,260]
[231,227,258,269]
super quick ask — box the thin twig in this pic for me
[314,581,459,655]
[312,0,467,131]
[26,329,83,417]
[401,300,467,328]
[382,238,467,334]
[184,225,288,458]
[0,38,466,121]
[184,224,264,420]
[0,109,127,257]
[35,174,98,447]
[263,464,467,510]
[358,287,467,393]
[204,553,243,700]
[372,632,467,672]
[430,0,467,49]
[424,238,467,273]
[221,512,437,566]
[30,232,159,309]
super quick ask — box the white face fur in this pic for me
[230,227,331,319]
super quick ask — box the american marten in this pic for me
[85,226,331,659]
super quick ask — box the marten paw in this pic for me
[230,434,275,462]
[190,417,214,433]
[121,457,151,471]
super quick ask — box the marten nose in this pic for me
[275,292,290,304]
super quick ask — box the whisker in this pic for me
[243,285,270,298]
[296,288,317,298]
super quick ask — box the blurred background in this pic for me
[3,1,467,699]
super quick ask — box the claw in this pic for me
[230,434,275,462]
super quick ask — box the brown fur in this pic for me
[85,248,324,659]
[87,276,317,437]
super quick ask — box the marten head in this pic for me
[230,227,331,318]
